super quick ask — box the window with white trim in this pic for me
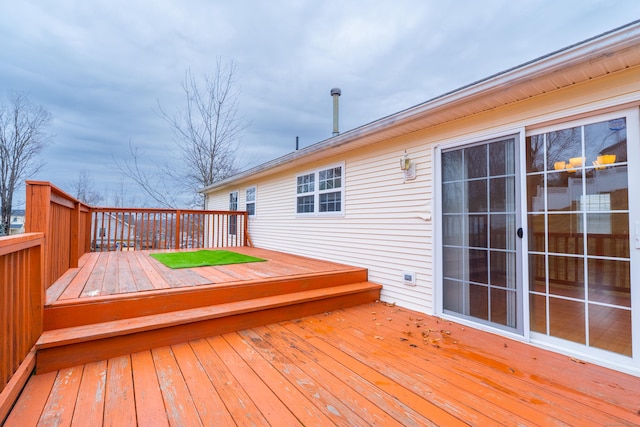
[296,164,343,214]
[229,191,238,235]
[246,186,256,216]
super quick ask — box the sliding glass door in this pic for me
[441,136,522,333]
[526,116,632,357]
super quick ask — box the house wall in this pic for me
[205,65,640,314]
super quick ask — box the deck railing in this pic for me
[25,181,250,289]
[25,181,92,289]
[90,208,249,252]
[2,182,249,420]
[0,233,43,408]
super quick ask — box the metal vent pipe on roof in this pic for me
[331,88,341,136]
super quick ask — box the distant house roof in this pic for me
[11,210,25,216]
[202,19,640,193]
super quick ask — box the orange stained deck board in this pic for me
[150,346,202,426]
[8,302,640,426]
[246,325,412,426]
[188,338,270,426]
[294,308,587,425]
[221,331,336,426]
[206,334,304,426]
[257,323,464,426]
[58,252,100,300]
[103,356,136,427]
[71,360,106,427]
[45,247,360,305]
[130,351,169,427]
[3,370,57,426]
[39,365,83,426]
[170,342,234,426]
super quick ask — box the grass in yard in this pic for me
[150,250,266,269]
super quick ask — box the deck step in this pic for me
[35,281,381,373]
[44,268,369,330]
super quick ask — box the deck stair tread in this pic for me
[37,281,381,350]
[43,268,370,330]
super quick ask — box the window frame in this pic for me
[229,190,239,235]
[296,162,345,216]
[246,186,256,217]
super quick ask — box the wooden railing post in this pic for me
[175,210,181,250]
[243,212,249,246]
[69,201,80,268]
[25,182,52,287]
[25,181,93,288]
[83,206,92,254]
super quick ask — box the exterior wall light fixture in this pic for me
[400,151,416,182]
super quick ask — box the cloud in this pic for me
[1,0,639,206]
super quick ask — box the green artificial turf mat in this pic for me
[149,250,266,269]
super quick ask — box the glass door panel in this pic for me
[442,136,521,332]
[526,117,632,357]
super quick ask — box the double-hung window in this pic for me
[229,191,238,235]
[296,173,315,213]
[296,164,343,214]
[246,186,256,216]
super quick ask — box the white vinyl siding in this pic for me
[208,148,434,312]
[204,66,640,323]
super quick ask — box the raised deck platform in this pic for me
[36,247,381,373]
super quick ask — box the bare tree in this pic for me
[67,170,103,206]
[115,59,246,208]
[0,92,53,234]
[109,176,137,207]
[114,141,183,208]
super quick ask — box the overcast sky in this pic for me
[2,1,640,207]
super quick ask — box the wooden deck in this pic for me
[45,247,362,304]
[34,247,381,374]
[7,301,640,426]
